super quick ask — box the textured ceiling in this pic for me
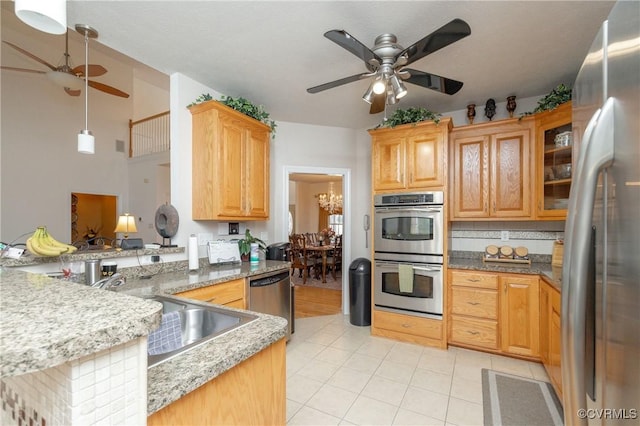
[23,1,619,129]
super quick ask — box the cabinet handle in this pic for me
[206,297,217,302]
[467,301,480,306]
[466,331,480,335]
[493,201,496,212]
[402,323,411,328]
[467,278,480,282]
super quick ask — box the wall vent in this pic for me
[116,139,125,153]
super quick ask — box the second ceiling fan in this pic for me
[1,27,129,98]
[307,19,471,114]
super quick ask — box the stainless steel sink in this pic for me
[146,295,257,368]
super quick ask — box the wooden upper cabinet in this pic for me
[190,100,270,220]
[370,118,451,192]
[451,134,490,217]
[535,101,573,220]
[450,117,534,220]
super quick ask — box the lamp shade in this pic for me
[77,130,94,154]
[15,0,67,35]
[114,214,138,238]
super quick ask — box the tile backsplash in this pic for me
[449,221,565,255]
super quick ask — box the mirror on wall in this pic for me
[71,193,117,245]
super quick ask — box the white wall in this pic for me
[1,14,132,242]
[0,8,171,245]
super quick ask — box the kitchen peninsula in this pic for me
[0,259,289,425]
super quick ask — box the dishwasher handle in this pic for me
[249,271,290,287]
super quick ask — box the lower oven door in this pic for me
[374,260,443,319]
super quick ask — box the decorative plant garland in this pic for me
[189,94,277,135]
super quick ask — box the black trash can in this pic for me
[349,258,372,326]
[266,242,290,261]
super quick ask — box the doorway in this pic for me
[283,166,351,316]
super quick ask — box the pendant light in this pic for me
[14,0,67,35]
[76,24,98,154]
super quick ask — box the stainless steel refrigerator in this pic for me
[562,1,639,425]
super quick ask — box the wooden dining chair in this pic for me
[327,234,343,280]
[289,234,317,284]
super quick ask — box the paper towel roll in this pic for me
[188,235,199,271]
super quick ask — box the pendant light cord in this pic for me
[84,32,89,130]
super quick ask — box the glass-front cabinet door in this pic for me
[536,101,573,219]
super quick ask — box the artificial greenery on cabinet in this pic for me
[376,107,442,129]
[188,94,277,135]
[521,83,572,117]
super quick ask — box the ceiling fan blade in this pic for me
[397,19,471,66]
[324,30,381,72]
[87,80,130,98]
[369,94,386,114]
[403,68,464,95]
[65,88,81,96]
[72,64,107,77]
[2,41,57,71]
[1,66,46,74]
[307,73,371,94]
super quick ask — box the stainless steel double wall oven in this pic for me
[373,191,444,319]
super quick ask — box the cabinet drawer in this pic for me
[176,278,245,305]
[450,316,499,350]
[451,287,498,319]
[374,310,442,340]
[450,270,498,289]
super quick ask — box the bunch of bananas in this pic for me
[26,226,78,257]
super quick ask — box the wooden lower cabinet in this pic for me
[448,270,499,350]
[372,309,445,349]
[148,338,286,426]
[448,269,540,360]
[175,278,246,309]
[500,275,540,357]
[540,278,563,398]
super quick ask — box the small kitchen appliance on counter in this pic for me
[207,240,241,265]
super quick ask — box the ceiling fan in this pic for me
[1,30,129,98]
[307,19,471,114]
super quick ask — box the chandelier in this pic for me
[318,182,343,213]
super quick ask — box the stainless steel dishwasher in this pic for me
[248,270,292,340]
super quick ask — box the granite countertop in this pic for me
[118,259,291,415]
[0,268,162,378]
[119,260,291,298]
[448,256,561,291]
[1,260,290,414]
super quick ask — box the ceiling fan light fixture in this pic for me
[78,130,95,154]
[362,83,376,104]
[372,77,387,95]
[46,70,83,90]
[14,0,67,35]
[390,74,407,99]
[386,90,398,105]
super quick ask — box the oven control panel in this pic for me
[374,191,443,206]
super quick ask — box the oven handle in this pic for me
[375,261,442,272]
[374,207,442,213]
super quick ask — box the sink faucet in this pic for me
[91,273,126,290]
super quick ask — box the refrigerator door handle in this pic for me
[562,97,615,425]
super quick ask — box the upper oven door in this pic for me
[374,205,443,255]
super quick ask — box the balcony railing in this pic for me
[129,111,170,157]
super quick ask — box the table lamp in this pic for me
[114,213,140,249]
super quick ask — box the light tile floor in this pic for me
[286,314,550,425]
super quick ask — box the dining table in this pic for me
[306,244,335,283]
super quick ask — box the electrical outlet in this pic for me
[501,230,510,241]
[151,255,160,263]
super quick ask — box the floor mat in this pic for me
[482,369,564,426]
